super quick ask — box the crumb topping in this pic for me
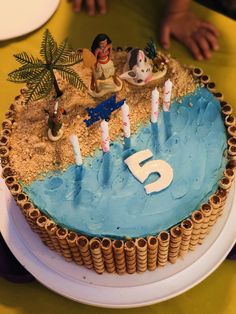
[7,52,196,184]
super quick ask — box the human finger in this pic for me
[86,0,96,15]
[97,0,107,14]
[73,0,82,12]
[199,28,219,51]
[160,23,171,49]
[192,32,212,59]
[183,37,204,60]
[199,21,219,37]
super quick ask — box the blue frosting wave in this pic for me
[24,87,227,238]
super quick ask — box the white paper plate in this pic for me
[0,0,60,41]
[0,177,236,308]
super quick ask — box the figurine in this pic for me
[120,40,168,86]
[120,48,153,84]
[44,102,66,141]
[83,34,122,97]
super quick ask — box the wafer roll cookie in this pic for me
[0,156,9,167]
[56,228,73,262]
[147,236,158,271]
[228,137,236,147]
[227,159,236,171]
[4,176,17,188]
[124,240,136,274]
[66,231,83,265]
[77,236,93,269]
[219,177,232,190]
[214,91,224,101]
[217,205,225,217]
[169,227,182,264]
[45,221,62,254]
[157,231,170,266]
[1,118,12,130]
[21,203,38,234]
[224,168,235,182]
[189,211,203,251]
[135,238,147,272]
[222,104,233,116]
[1,165,16,179]
[179,219,193,256]
[9,182,22,198]
[36,215,54,250]
[27,208,41,234]
[2,127,12,137]
[192,67,203,78]
[216,187,228,203]
[199,203,213,244]
[21,201,33,220]
[207,82,216,92]
[208,194,222,227]
[90,238,105,274]
[201,74,210,84]
[225,115,236,127]
[16,193,28,210]
[101,238,115,273]
[0,134,9,147]
[0,146,9,161]
[113,240,126,274]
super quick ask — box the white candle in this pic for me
[163,79,173,112]
[101,120,110,152]
[70,134,82,166]
[151,87,159,123]
[54,101,58,114]
[121,101,131,138]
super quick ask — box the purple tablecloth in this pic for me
[0,232,235,283]
[0,233,35,283]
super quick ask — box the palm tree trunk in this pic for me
[51,70,63,98]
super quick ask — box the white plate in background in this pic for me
[0,0,60,41]
[0,178,236,308]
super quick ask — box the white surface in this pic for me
[0,0,60,41]
[0,177,236,308]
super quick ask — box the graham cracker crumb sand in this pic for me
[7,52,195,184]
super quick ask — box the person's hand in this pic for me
[160,11,219,60]
[70,0,107,15]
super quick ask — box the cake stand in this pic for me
[0,0,60,41]
[0,176,236,308]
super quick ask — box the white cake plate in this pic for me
[0,0,60,41]
[0,177,236,308]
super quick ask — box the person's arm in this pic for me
[160,0,219,60]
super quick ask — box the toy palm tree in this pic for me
[144,39,158,60]
[144,39,167,72]
[8,29,86,104]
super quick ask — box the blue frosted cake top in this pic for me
[24,87,227,238]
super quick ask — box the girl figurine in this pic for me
[90,34,121,93]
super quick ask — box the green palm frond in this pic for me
[54,65,86,90]
[56,51,83,67]
[40,29,58,64]
[144,39,158,60]
[14,52,43,65]
[24,69,53,103]
[52,38,72,64]
[8,64,45,83]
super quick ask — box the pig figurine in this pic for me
[120,48,153,85]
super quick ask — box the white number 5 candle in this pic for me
[124,149,173,194]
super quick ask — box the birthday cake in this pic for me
[1,31,235,274]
